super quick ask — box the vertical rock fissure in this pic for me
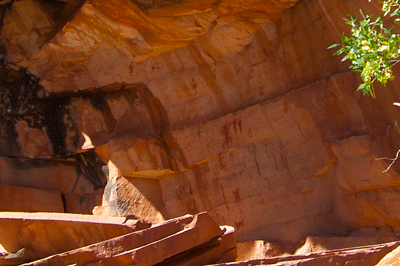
[76,151,106,190]
[41,97,70,156]
[61,193,67,213]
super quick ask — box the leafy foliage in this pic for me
[329,0,400,97]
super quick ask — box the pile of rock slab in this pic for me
[0,212,236,265]
[215,241,399,265]
[5,210,400,265]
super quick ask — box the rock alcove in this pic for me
[3,0,400,264]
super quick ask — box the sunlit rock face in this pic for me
[3,0,400,245]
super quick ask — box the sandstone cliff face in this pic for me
[1,0,400,246]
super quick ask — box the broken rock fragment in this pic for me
[0,212,148,260]
[22,212,235,266]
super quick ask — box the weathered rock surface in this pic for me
[295,235,400,255]
[0,153,105,214]
[0,184,64,213]
[215,241,400,266]
[236,241,285,261]
[2,0,400,264]
[0,248,38,266]
[0,58,106,214]
[19,212,236,266]
[0,212,149,261]
[0,156,86,193]
[93,71,400,243]
[236,229,400,261]
[93,212,224,265]
[22,213,196,265]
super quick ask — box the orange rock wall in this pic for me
[2,0,400,245]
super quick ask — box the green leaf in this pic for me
[328,43,340,49]
[330,1,400,98]
[357,83,366,91]
[359,9,366,19]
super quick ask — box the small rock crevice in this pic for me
[129,0,185,12]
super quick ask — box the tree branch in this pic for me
[378,148,400,173]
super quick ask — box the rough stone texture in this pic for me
[96,212,223,265]
[0,212,149,260]
[64,189,105,214]
[0,59,106,213]
[0,156,82,193]
[0,248,38,266]
[67,83,163,151]
[22,212,236,266]
[13,0,297,126]
[215,241,400,266]
[208,226,238,264]
[2,0,400,256]
[0,153,105,214]
[1,0,55,63]
[0,184,64,213]
[22,214,195,265]
[94,72,400,242]
[236,241,284,261]
[92,160,167,223]
[164,93,333,242]
[295,236,400,255]
[236,232,400,261]
[0,60,49,158]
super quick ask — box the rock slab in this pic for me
[0,212,149,259]
[21,212,236,266]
